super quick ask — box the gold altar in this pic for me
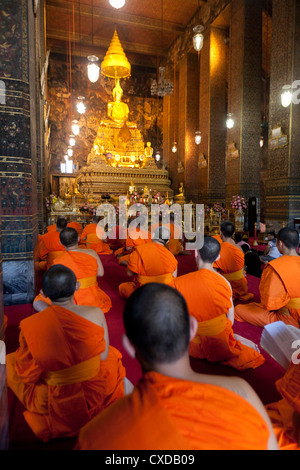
[73,30,172,205]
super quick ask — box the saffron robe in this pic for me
[107,225,127,251]
[150,222,183,256]
[116,227,152,264]
[67,222,83,236]
[76,371,270,450]
[213,241,254,301]
[6,305,125,442]
[267,362,300,450]
[235,256,300,328]
[119,242,178,299]
[53,250,112,313]
[172,269,264,370]
[38,231,66,270]
[80,223,112,255]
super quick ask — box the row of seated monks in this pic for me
[4,212,300,449]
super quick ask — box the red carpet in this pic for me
[4,253,285,449]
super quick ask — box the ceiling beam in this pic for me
[46,28,166,58]
[46,0,186,34]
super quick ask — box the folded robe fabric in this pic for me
[119,242,178,299]
[80,223,113,254]
[235,255,300,328]
[38,231,66,270]
[53,250,112,313]
[6,305,125,442]
[76,371,270,450]
[267,362,300,450]
[214,242,254,301]
[172,269,264,370]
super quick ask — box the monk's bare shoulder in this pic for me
[191,372,249,400]
[69,304,105,328]
[77,247,100,260]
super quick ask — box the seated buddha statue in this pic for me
[107,79,129,125]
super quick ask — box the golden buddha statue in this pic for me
[64,184,72,199]
[174,182,186,204]
[107,79,129,124]
[144,142,153,158]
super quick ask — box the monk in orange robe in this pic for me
[119,226,178,299]
[235,228,300,328]
[67,220,83,236]
[33,228,112,314]
[150,213,183,256]
[117,218,152,266]
[38,217,68,270]
[76,283,278,450]
[266,361,300,450]
[213,221,254,301]
[107,224,127,251]
[80,216,112,255]
[6,265,131,442]
[172,236,264,370]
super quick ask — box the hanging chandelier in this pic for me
[281,84,292,107]
[195,131,202,145]
[193,25,204,52]
[172,142,177,153]
[109,0,126,8]
[226,113,234,129]
[76,96,86,114]
[151,67,174,97]
[87,55,100,83]
[72,120,80,136]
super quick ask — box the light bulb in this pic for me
[281,85,292,107]
[172,142,177,153]
[76,97,86,114]
[69,135,76,146]
[67,147,73,157]
[226,113,234,129]
[155,152,161,162]
[72,121,80,136]
[87,56,100,83]
[193,25,204,52]
[195,131,201,145]
[109,0,126,9]
[260,137,264,148]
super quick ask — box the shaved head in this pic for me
[153,226,171,245]
[42,264,77,301]
[59,227,78,247]
[277,227,299,250]
[220,221,235,238]
[198,236,221,263]
[123,283,190,366]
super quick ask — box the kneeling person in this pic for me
[76,283,277,450]
[7,265,129,442]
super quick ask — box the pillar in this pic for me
[265,0,300,229]
[225,0,262,205]
[0,0,46,305]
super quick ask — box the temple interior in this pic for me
[1,0,300,451]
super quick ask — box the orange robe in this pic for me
[46,224,56,233]
[172,269,264,370]
[235,256,300,328]
[38,231,66,270]
[213,234,223,244]
[67,221,83,236]
[6,305,125,442]
[150,222,183,256]
[107,225,127,251]
[53,250,112,313]
[213,241,254,301]
[80,223,112,255]
[116,227,152,264]
[119,243,178,299]
[76,371,270,450]
[267,362,300,450]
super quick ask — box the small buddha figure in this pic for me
[142,185,150,199]
[64,184,72,199]
[174,182,186,203]
[129,181,136,195]
[144,142,153,158]
[107,79,129,124]
[52,197,69,212]
[73,182,81,196]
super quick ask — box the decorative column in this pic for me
[177,53,199,202]
[225,0,262,205]
[0,0,45,305]
[265,0,300,228]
